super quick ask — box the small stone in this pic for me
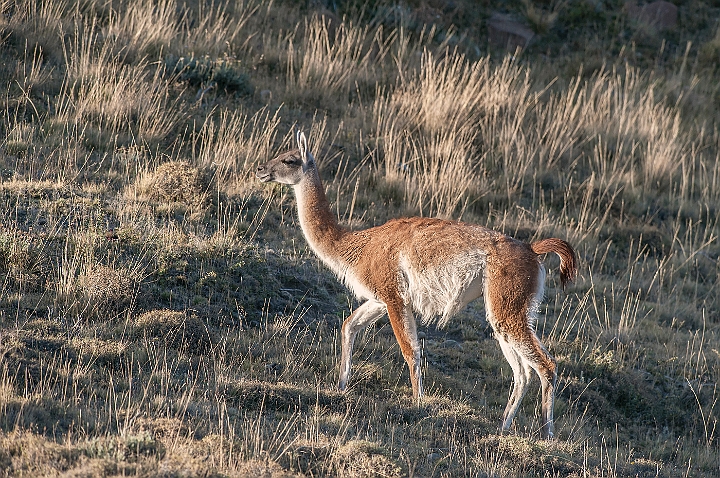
[487,13,534,51]
[626,1,677,30]
[417,331,426,340]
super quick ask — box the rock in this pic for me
[626,1,678,30]
[414,6,444,26]
[487,13,534,52]
[417,331,426,340]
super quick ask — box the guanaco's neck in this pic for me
[293,167,346,260]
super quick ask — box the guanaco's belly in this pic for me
[398,250,486,327]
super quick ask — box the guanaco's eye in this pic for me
[282,156,300,165]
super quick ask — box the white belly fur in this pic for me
[399,251,486,327]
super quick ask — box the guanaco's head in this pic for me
[256,131,315,185]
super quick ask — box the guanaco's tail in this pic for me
[531,238,578,289]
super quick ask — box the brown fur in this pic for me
[531,238,578,288]
[257,137,578,438]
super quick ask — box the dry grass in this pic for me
[195,107,282,192]
[134,161,212,208]
[1,0,719,476]
[372,49,493,218]
[57,44,184,148]
[288,16,386,106]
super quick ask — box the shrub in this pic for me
[166,55,254,96]
[135,161,213,208]
[133,309,212,352]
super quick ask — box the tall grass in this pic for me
[287,16,392,106]
[105,0,256,60]
[373,50,495,217]
[0,0,68,60]
[370,52,702,218]
[57,20,185,148]
[195,107,282,192]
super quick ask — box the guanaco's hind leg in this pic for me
[497,333,557,439]
[338,300,386,392]
[520,336,557,439]
[497,335,533,431]
[486,251,557,439]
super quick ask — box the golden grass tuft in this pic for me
[133,309,212,352]
[134,161,212,208]
[79,265,134,304]
[195,108,281,192]
[333,440,404,478]
[373,50,518,217]
[0,0,68,61]
[57,21,186,148]
[287,16,388,108]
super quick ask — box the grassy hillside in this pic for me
[0,0,719,476]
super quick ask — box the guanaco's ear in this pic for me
[296,131,307,160]
[296,130,315,169]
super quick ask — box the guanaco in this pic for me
[256,132,577,439]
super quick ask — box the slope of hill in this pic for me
[0,0,719,476]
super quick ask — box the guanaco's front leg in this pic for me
[338,300,386,392]
[384,299,423,401]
